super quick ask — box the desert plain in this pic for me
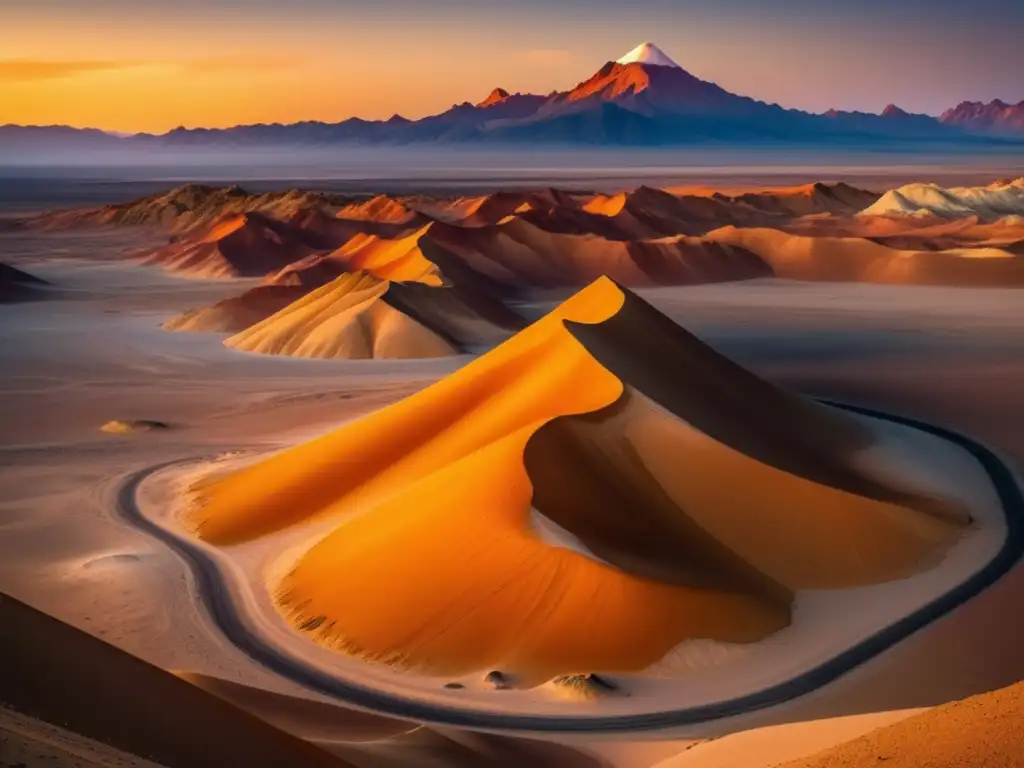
[3,167,1024,768]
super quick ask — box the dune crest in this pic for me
[336,195,424,225]
[327,226,444,285]
[189,278,966,682]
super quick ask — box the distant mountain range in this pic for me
[3,43,1023,150]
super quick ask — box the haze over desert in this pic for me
[4,8,1024,768]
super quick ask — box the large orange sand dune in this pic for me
[190,278,966,684]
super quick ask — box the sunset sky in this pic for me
[2,0,1023,134]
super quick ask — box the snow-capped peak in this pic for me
[616,42,680,69]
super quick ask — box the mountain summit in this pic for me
[616,42,681,69]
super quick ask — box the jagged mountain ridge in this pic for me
[2,43,1019,148]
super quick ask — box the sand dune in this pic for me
[583,185,761,236]
[190,278,965,684]
[163,284,308,333]
[288,206,423,249]
[162,232,525,338]
[0,260,49,302]
[0,593,350,767]
[665,182,880,217]
[225,272,460,359]
[336,194,426,225]
[707,226,1024,286]
[418,189,585,225]
[781,680,1024,768]
[325,226,445,285]
[861,178,1024,219]
[27,184,357,232]
[380,278,526,347]
[729,182,880,217]
[328,726,609,768]
[140,211,318,278]
[177,671,606,767]
[26,181,1024,294]
[424,216,772,288]
[176,672,416,742]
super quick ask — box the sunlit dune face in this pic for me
[279,431,787,683]
[201,215,249,243]
[190,277,966,681]
[337,196,420,225]
[583,192,628,216]
[333,229,443,285]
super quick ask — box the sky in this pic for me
[2,0,1023,133]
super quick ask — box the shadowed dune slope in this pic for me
[0,593,351,767]
[288,206,422,249]
[729,182,880,217]
[140,211,318,278]
[326,726,611,768]
[176,672,416,743]
[781,681,1024,768]
[163,247,525,339]
[664,182,880,217]
[418,189,585,225]
[224,272,464,359]
[163,284,308,333]
[707,226,1024,286]
[584,185,762,236]
[865,216,1024,252]
[0,260,49,302]
[178,672,608,767]
[190,278,965,682]
[426,216,772,288]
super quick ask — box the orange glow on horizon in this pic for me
[0,15,590,133]
[3,5,1016,132]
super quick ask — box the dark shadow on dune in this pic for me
[562,285,967,524]
[526,389,792,605]
[0,593,352,767]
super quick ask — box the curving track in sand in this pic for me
[115,403,1024,733]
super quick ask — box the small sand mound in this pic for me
[83,553,145,570]
[549,674,620,700]
[100,420,171,434]
[484,671,513,690]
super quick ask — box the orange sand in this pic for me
[190,278,965,682]
[328,227,443,285]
